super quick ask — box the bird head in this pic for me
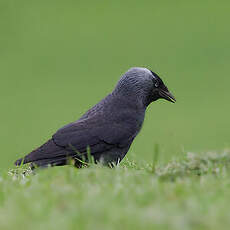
[114,67,176,106]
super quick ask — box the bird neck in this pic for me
[113,88,151,109]
[111,91,147,111]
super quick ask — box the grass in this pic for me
[0,150,230,230]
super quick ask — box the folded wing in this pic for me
[15,117,137,167]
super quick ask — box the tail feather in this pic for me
[14,158,24,166]
[14,139,81,168]
[14,156,68,168]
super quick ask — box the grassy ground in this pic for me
[1,0,230,229]
[1,151,230,230]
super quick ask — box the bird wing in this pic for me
[52,117,137,157]
[15,117,136,167]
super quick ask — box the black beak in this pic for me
[159,89,176,103]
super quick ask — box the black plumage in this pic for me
[15,67,176,168]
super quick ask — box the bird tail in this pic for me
[14,156,68,168]
[14,157,24,166]
[14,139,80,168]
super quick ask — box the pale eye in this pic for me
[155,82,159,87]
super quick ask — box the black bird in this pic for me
[15,67,176,168]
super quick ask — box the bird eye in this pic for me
[155,82,159,87]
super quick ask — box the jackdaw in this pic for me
[15,67,176,168]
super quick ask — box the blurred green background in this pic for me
[1,0,230,169]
